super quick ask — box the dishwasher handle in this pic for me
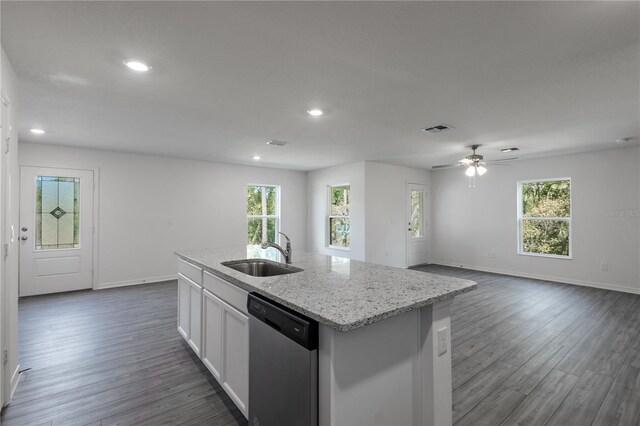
[248,293,318,350]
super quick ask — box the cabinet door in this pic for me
[177,273,191,340]
[222,301,250,417]
[188,280,203,356]
[202,289,223,381]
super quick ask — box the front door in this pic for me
[19,167,94,296]
[406,183,427,267]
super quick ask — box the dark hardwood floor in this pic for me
[414,265,640,426]
[0,282,246,426]
[2,267,639,425]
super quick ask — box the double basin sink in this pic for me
[221,259,303,277]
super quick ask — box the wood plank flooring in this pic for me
[414,265,640,426]
[0,282,246,426]
[2,267,639,425]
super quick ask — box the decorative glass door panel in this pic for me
[406,183,427,267]
[410,189,424,238]
[35,176,80,250]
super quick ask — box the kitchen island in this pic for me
[175,247,476,426]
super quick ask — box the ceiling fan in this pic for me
[432,144,518,176]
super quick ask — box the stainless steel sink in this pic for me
[221,259,303,277]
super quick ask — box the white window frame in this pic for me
[327,183,351,251]
[247,184,281,246]
[517,177,572,259]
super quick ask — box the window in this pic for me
[247,185,279,257]
[518,178,571,258]
[36,176,80,250]
[328,185,350,249]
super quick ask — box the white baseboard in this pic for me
[429,260,640,295]
[94,275,177,290]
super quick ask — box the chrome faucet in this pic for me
[261,232,292,264]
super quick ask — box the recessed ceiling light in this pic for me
[500,147,520,152]
[307,109,323,116]
[123,60,150,72]
[252,155,261,161]
[30,128,45,134]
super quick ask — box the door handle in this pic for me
[21,236,27,241]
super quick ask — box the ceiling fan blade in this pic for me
[487,157,518,162]
[459,158,473,165]
[432,163,458,169]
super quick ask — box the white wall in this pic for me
[19,143,307,288]
[1,46,21,404]
[306,162,366,261]
[306,160,431,268]
[364,162,430,268]
[430,146,640,294]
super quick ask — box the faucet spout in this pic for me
[260,232,293,263]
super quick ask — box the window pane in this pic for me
[330,218,350,247]
[522,219,570,256]
[247,185,277,216]
[247,218,277,245]
[57,213,74,245]
[330,186,350,216]
[265,186,277,216]
[522,180,570,217]
[411,190,423,238]
[35,176,80,250]
[41,214,58,247]
[247,186,262,215]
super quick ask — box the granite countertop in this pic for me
[175,247,476,332]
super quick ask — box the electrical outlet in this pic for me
[437,327,448,356]
[601,263,609,272]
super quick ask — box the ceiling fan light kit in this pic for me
[431,144,518,176]
[465,166,476,177]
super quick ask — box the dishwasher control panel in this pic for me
[248,293,318,350]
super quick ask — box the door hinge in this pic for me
[3,349,8,365]
[5,136,9,154]
[3,243,8,260]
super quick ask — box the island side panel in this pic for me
[419,299,453,426]
[318,300,454,426]
[319,310,420,426]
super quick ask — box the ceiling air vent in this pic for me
[266,140,288,146]
[422,124,452,133]
[500,147,520,152]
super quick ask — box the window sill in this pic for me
[518,251,572,260]
[328,246,351,252]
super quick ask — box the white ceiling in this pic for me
[2,1,639,171]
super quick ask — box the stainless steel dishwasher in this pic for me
[247,293,318,426]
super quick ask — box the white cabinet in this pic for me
[178,260,250,419]
[221,300,249,416]
[188,279,203,356]
[177,273,190,340]
[202,289,223,381]
[177,262,203,357]
[200,272,250,418]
